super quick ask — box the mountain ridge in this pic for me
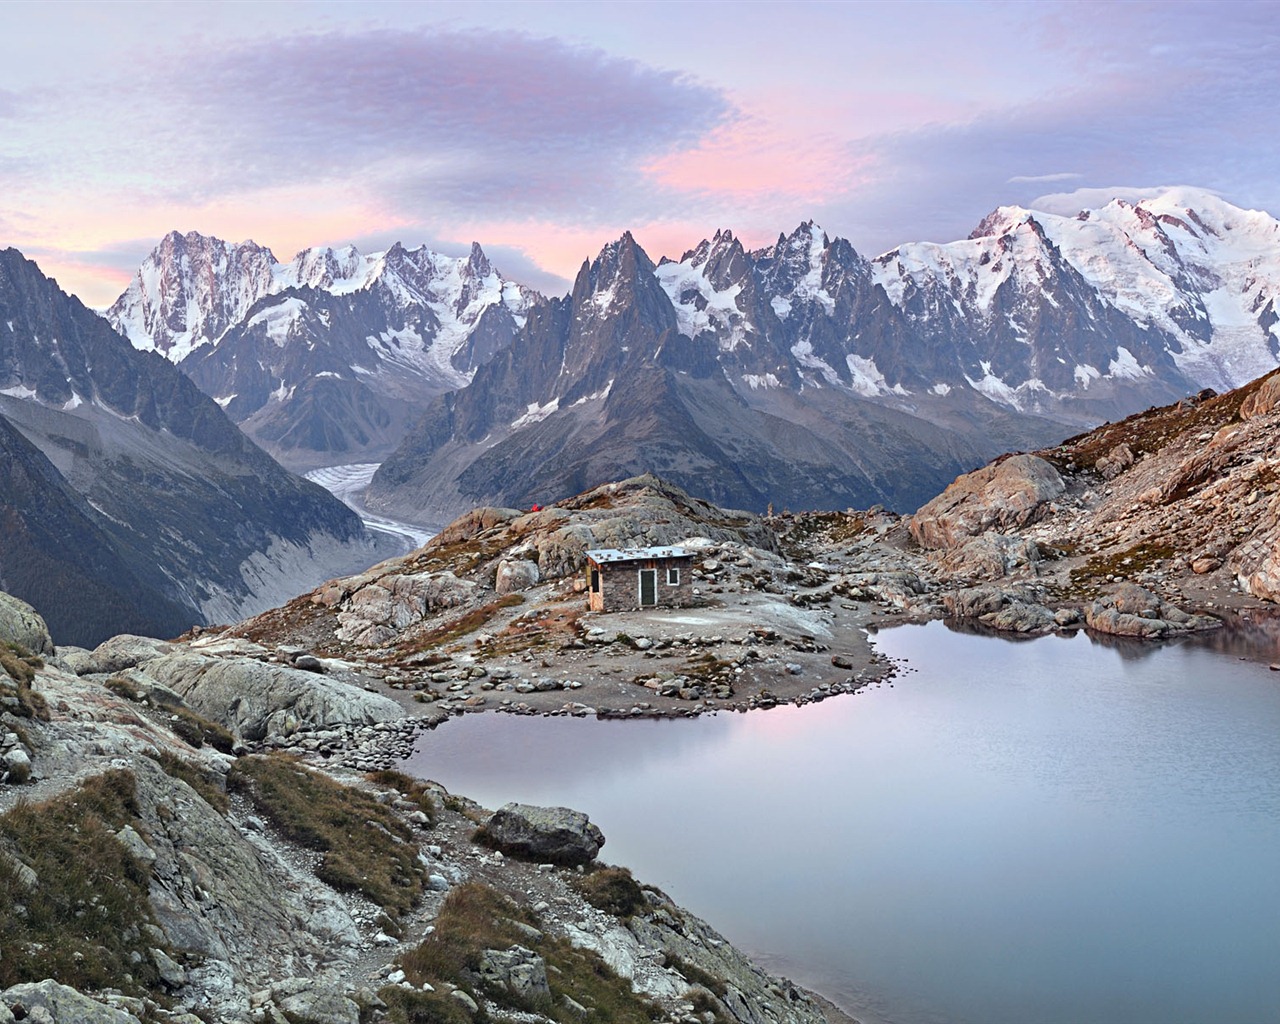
[0,247,396,645]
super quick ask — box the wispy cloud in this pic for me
[1008,173,1082,184]
[147,28,735,218]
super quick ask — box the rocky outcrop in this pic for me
[936,531,1042,580]
[494,559,540,595]
[942,585,1059,634]
[128,759,363,1005]
[1084,584,1219,638]
[1233,538,1280,602]
[0,980,141,1024]
[478,803,605,866]
[475,946,551,1000]
[1239,373,1280,420]
[332,571,477,645]
[566,887,827,1024]
[0,592,54,656]
[1095,442,1136,480]
[909,455,1065,550]
[129,653,402,743]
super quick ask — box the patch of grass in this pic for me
[376,986,476,1024]
[662,953,729,998]
[1065,540,1178,598]
[1,642,49,721]
[165,706,236,754]
[365,769,439,823]
[395,882,662,1024]
[410,594,525,652]
[104,675,145,702]
[0,770,170,997]
[146,751,229,815]
[573,866,647,919]
[227,754,426,918]
[1043,376,1274,477]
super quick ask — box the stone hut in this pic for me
[584,547,694,612]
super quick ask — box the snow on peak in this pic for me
[106,230,533,378]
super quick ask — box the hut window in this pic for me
[590,568,600,592]
[666,566,680,585]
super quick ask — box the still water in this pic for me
[401,621,1280,1024]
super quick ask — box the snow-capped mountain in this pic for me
[107,231,536,468]
[366,187,1280,520]
[366,232,1064,521]
[871,186,1280,411]
[0,246,395,644]
[653,190,1280,426]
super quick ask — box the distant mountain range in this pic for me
[108,231,534,469]
[0,248,394,646]
[107,187,1280,518]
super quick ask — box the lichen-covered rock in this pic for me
[480,803,604,866]
[132,653,401,743]
[910,455,1065,550]
[0,980,141,1024]
[0,592,54,656]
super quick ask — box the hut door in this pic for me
[639,569,657,606]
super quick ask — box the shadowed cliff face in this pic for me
[0,248,386,643]
[0,413,193,646]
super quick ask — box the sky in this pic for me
[3,0,1280,307]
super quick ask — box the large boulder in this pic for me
[476,946,551,1000]
[910,454,1065,550]
[131,653,401,743]
[937,531,1042,580]
[335,571,477,645]
[0,591,54,656]
[1229,502,1280,603]
[1085,584,1219,638]
[90,634,177,673]
[478,803,605,867]
[269,979,361,1024]
[495,559,540,595]
[0,980,140,1024]
[943,585,1057,634]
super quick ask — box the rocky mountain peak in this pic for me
[968,205,1035,241]
[465,240,493,279]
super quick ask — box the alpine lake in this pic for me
[402,617,1280,1024]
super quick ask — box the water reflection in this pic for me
[1184,606,1280,663]
[404,621,1280,1024]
